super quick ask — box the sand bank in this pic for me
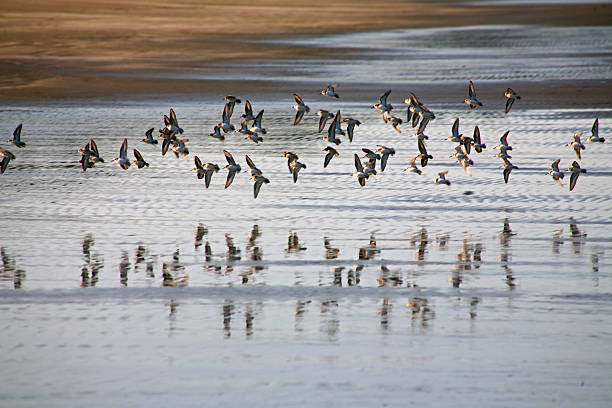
[1,0,611,101]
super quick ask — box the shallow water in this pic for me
[1,25,612,407]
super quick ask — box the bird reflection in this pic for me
[225,234,241,275]
[332,266,344,286]
[81,234,102,287]
[295,300,311,332]
[320,299,339,340]
[166,299,179,334]
[162,248,188,287]
[194,223,208,249]
[358,233,380,260]
[407,297,435,328]
[285,232,307,254]
[222,299,234,338]
[378,265,402,287]
[409,227,429,262]
[379,298,392,331]
[346,265,363,286]
[449,234,482,288]
[0,247,25,289]
[243,224,265,284]
[499,218,516,290]
[470,297,481,319]
[552,228,564,254]
[436,233,450,251]
[119,250,130,286]
[324,237,339,259]
[569,217,587,254]
[245,303,255,337]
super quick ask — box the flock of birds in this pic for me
[1,81,605,197]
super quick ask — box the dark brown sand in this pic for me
[2,0,611,103]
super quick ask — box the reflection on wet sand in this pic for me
[119,250,130,287]
[243,225,265,284]
[379,298,392,331]
[194,223,208,250]
[320,299,339,340]
[285,231,307,254]
[408,297,435,330]
[324,237,339,260]
[162,249,188,287]
[378,265,402,287]
[569,217,587,254]
[450,234,483,288]
[410,227,429,262]
[295,299,311,332]
[0,247,25,289]
[499,218,516,290]
[81,234,102,287]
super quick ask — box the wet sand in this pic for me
[2,0,611,101]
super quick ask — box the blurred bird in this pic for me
[292,93,310,125]
[504,88,521,114]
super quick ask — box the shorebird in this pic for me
[317,110,334,133]
[245,155,262,176]
[404,157,422,175]
[377,145,395,171]
[448,118,462,143]
[504,88,521,114]
[0,156,11,174]
[494,131,513,151]
[434,171,451,185]
[417,139,433,167]
[250,109,267,134]
[113,138,131,169]
[83,139,104,164]
[587,118,605,142]
[8,124,26,148]
[460,133,474,155]
[225,95,241,118]
[501,157,519,184]
[202,162,220,188]
[290,160,306,183]
[473,126,486,153]
[352,153,370,187]
[567,132,586,160]
[343,117,361,142]
[362,148,381,162]
[78,142,94,171]
[193,156,206,179]
[323,116,342,145]
[0,148,15,174]
[209,124,225,140]
[321,84,339,99]
[371,90,393,113]
[160,108,183,135]
[333,110,345,135]
[219,103,235,133]
[465,81,483,109]
[452,146,473,176]
[282,151,299,173]
[413,118,430,140]
[223,150,241,189]
[252,174,270,198]
[546,159,564,186]
[172,138,190,158]
[241,100,256,122]
[323,146,339,168]
[567,161,587,191]
[292,93,310,125]
[245,132,264,144]
[160,131,178,156]
[383,111,403,133]
[133,149,149,168]
[142,127,158,144]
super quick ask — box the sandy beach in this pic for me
[2,0,611,101]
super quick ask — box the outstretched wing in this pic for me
[505,97,515,114]
[119,138,128,159]
[224,150,235,165]
[13,124,22,142]
[469,81,476,99]
[245,155,256,170]
[354,153,363,172]
[294,110,305,126]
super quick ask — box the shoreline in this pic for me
[1,1,611,102]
